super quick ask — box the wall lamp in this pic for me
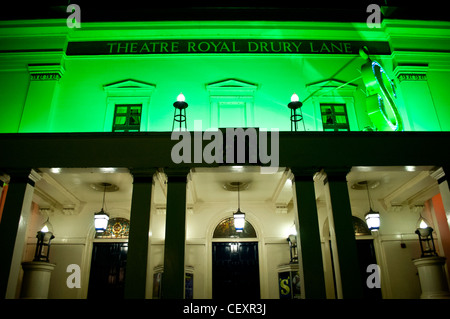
[34,218,55,262]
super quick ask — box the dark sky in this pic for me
[1,1,449,22]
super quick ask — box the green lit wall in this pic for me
[0,20,449,133]
[55,55,369,132]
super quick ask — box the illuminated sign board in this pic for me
[361,59,403,131]
[66,39,391,55]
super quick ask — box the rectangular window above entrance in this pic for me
[320,103,350,131]
[103,80,155,132]
[113,104,142,132]
[218,102,246,128]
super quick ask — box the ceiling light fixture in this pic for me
[233,182,246,232]
[94,182,113,233]
[362,180,380,231]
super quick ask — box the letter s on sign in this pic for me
[361,60,403,131]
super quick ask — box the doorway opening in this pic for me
[325,217,382,299]
[356,239,382,299]
[212,242,260,299]
[211,216,260,299]
[88,242,128,299]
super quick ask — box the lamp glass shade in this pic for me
[94,209,110,232]
[365,211,380,231]
[419,219,428,229]
[291,93,299,102]
[38,219,54,243]
[177,93,185,102]
[233,210,245,232]
[418,226,432,237]
[39,219,54,233]
[288,234,297,244]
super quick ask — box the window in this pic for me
[113,104,142,132]
[95,217,130,238]
[213,217,257,238]
[320,104,350,131]
[218,102,246,128]
[103,80,156,132]
[206,79,257,128]
[306,79,359,131]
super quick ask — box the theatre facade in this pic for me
[1,17,450,300]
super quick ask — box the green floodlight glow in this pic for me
[1,20,449,133]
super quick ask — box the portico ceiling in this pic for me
[33,165,440,216]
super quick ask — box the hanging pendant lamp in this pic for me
[363,181,380,231]
[233,182,246,232]
[94,183,110,232]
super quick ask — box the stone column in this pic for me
[291,169,326,299]
[124,171,154,299]
[20,261,56,299]
[161,169,189,299]
[430,167,450,231]
[0,169,40,299]
[18,64,64,132]
[394,65,441,131]
[413,257,450,299]
[324,170,363,299]
[430,166,450,278]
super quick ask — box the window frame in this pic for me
[306,79,359,131]
[112,104,143,132]
[206,79,257,129]
[320,103,350,131]
[103,80,156,132]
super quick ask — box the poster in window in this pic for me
[278,270,301,299]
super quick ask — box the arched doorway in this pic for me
[211,217,260,299]
[323,216,381,299]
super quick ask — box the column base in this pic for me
[20,261,56,299]
[413,256,450,299]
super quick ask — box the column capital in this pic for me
[28,63,65,81]
[394,64,428,83]
[164,168,191,183]
[322,168,351,182]
[430,167,446,183]
[289,168,320,182]
[4,169,37,186]
[129,168,157,184]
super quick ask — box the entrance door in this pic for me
[88,242,128,299]
[356,239,382,299]
[212,242,260,299]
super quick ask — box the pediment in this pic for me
[207,79,258,89]
[104,79,156,90]
[104,79,156,97]
[206,79,257,97]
